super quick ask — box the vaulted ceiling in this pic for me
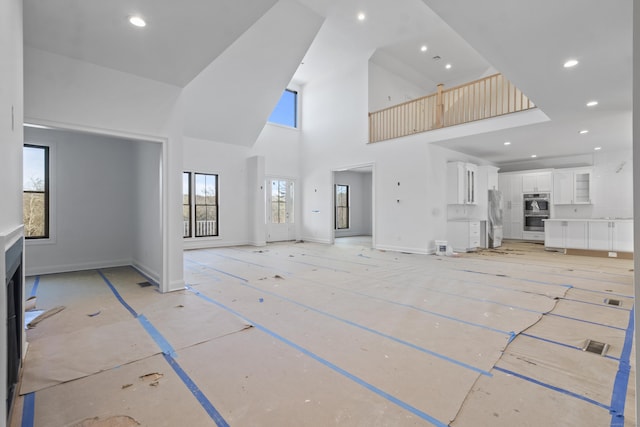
[23,0,633,167]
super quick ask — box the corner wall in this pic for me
[0,0,23,421]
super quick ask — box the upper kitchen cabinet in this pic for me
[522,171,552,193]
[553,167,592,204]
[447,162,478,205]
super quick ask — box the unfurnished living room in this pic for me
[1,0,638,426]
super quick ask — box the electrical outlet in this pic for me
[608,252,617,258]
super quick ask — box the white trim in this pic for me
[183,239,251,250]
[374,244,431,255]
[25,258,133,276]
[300,236,332,244]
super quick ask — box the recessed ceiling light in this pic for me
[445,63,452,69]
[564,59,579,68]
[503,141,511,146]
[129,15,146,27]
[531,154,537,158]
[579,129,589,134]
[420,45,428,52]
[357,12,366,21]
[594,146,602,151]
[586,100,598,107]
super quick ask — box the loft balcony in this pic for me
[368,73,536,143]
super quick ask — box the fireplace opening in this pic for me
[5,237,22,421]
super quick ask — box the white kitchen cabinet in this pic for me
[545,220,588,249]
[498,173,523,239]
[612,221,633,252]
[522,172,552,193]
[544,221,565,247]
[588,220,633,252]
[553,168,592,204]
[448,220,481,252]
[447,162,478,205]
[566,221,589,248]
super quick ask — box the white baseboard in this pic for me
[374,244,430,255]
[130,262,160,286]
[299,236,332,244]
[25,258,133,276]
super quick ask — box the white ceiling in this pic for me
[23,0,633,169]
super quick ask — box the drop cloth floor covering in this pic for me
[10,241,635,426]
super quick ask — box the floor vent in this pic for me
[605,298,622,307]
[137,281,153,288]
[583,339,609,356]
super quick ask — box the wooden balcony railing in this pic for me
[368,73,535,143]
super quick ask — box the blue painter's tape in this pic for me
[560,297,631,312]
[519,333,620,362]
[187,266,495,376]
[186,286,448,427]
[21,392,35,427]
[609,306,634,426]
[459,269,573,288]
[204,250,293,276]
[162,353,230,427]
[97,270,228,426]
[494,366,611,411]
[185,258,249,282]
[137,314,177,358]
[97,270,138,318]
[507,332,517,344]
[547,313,627,331]
[29,276,40,298]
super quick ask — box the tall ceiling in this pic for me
[23,0,633,168]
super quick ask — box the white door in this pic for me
[267,178,296,242]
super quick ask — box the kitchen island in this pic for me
[544,218,633,257]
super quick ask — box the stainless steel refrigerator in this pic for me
[488,189,503,248]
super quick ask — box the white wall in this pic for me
[182,137,252,248]
[24,128,136,275]
[300,57,475,252]
[368,61,430,112]
[0,0,23,421]
[334,171,373,237]
[182,0,323,146]
[131,141,163,282]
[24,48,181,136]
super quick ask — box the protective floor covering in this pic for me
[11,240,635,426]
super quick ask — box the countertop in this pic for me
[544,218,633,222]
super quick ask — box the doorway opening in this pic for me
[332,164,374,248]
[266,177,296,242]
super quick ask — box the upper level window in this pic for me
[268,89,297,128]
[23,144,49,238]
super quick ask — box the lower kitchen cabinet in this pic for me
[545,219,632,252]
[588,220,633,252]
[447,220,481,252]
[544,220,588,249]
